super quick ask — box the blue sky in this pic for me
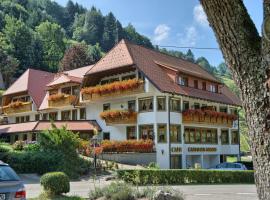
[55,0,262,67]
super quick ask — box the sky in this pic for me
[55,0,262,67]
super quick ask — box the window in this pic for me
[122,74,136,80]
[170,125,181,143]
[202,82,206,90]
[25,116,30,122]
[184,127,217,144]
[231,130,239,144]
[61,110,71,120]
[72,109,77,120]
[157,124,167,143]
[221,130,229,144]
[61,87,71,95]
[183,101,189,111]
[157,96,166,111]
[220,106,228,113]
[128,100,136,111]
[100,77,119,85]
[194,103,200,109]
[16,117,19,123]
[126,126,136,139]
[201,104,207,109]
[210,84,218,93]
[103,103,110,111]
[139,124,154,140]
[49,112,58,121]
[178,76,188,86]
[23,134,27,141]
[230,108,238,115]
[72,86,80,96]
[171,155,182,169]
[194,80,198,89]
[139,97,153,112]
[80,108,86,119]
[103,132,110,140]
[32,133,37,141]
[12,96,30,103]
[20,116,25,123]
[14,135,19,142]
[170,98,181,112]
[49,89,58,95]
[35,114,40,121]
[42,113,48,120]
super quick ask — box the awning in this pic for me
[0,120,101,134]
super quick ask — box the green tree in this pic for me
[196,56,217,74]
[87,43,103,63]
[0,1,29,21]
[0,48,19,87]
[36,21,66,72]
[102,12,117,51]
[217,62,231,78]
[185,49,195,63]
[3,16,35,75]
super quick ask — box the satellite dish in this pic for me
[263,16,270,42]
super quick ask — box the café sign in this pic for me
[171,147,182,153]
[188,147,217,152]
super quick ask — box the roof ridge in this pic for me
[85,39,134,75]
[126,41,220,83]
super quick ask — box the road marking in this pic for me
[236,193,256,195]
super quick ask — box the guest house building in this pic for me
[0,40,241,169]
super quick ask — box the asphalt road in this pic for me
[22,174,258,200]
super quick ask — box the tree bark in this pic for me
[200,0,270,199]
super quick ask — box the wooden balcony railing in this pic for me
[182,109,237,127]
[48,94,76,108]
[100,110,137,125]
[81,79,144,101]
[3,101,32,114]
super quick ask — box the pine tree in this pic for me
[102,12,117,51]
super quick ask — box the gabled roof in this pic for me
[3,69,55,108]
[65,65,94,78]
[86,40,241,106]
[47,74,82,87]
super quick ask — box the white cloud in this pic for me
[193,4,208,27]
[153,24,171,44]
[179,26,198,46]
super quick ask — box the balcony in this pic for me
[100,110,137,125]
[81,79,144,102]
[3,101,32,114]
[48,94,76,108]
[182,109,237,127]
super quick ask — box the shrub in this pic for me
[40,172,70,195]
[102,182,135,200]
[23,143,40,152]
[117,169,255,185]
[12,141,25,151]
[0,143,12,153]
[89,187,104,200]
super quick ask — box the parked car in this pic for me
[211,162,247,170]
[0,161,26,200]
[235,161,254,170]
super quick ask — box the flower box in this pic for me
[81,79,144,101]
[3,101,32,114]
[48,94,76,108]
[100,110,137,125]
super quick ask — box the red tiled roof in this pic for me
[65,65,94,78]
[0,120,101,134]
[86,40,241,106]
[3,69,55,108]
[35,120,101,132]
[0,121,38,133]
[47,74,82,87]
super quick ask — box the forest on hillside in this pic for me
[0,0,249,151]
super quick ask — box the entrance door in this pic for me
[170,155,182,169]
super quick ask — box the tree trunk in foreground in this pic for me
[201,0,270,199]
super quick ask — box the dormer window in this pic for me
[178,76,188,86]
[210,84,218,93]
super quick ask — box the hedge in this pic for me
[40,172,70,195]
[117,169,255,185]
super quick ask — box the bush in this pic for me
[23,143,40,152]
[12,141,25,151]
[117,169,255,185]
[40,172,70,195]
[0,143,12,153]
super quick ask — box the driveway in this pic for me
[21,174,258,200]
